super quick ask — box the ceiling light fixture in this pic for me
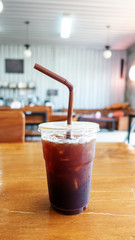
[0,0,4,13]
[24,44,32,58]
[60,14,72,39]
[129,65,135,81]
[103,45,112,59]
[24,21,32,58]
[103,25,112,59]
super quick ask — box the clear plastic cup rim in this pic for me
[39,121,99,133]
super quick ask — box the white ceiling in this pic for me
[1,0,135,50]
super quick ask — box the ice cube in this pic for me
[59,150,64,155]
[74,178,78,190]
[59,158,69,162]
[75,166,81,172]
[78,137,86,144]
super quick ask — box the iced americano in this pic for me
[34,63,99,215]
[40,121,99,215]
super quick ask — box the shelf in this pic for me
[0,87,36,90]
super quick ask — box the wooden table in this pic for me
[0,142,135,239]
[78,114,116,130]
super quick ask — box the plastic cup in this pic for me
[39,121,99,215]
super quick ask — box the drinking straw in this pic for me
[34,63,73,126]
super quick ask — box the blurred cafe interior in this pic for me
[0,0,135,143]
[0,1,135,239]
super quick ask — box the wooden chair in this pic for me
[20,105,52,138]
[0,111,25,143]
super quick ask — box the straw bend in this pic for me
[34,63,73,91]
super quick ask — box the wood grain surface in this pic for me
[0,142,135,240]
[0,111,25,143]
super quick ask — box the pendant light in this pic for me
[24,21,32,58]
[103,45,112,59]
[0,0,3,13]
[103,26,112,59]
[129,65,135,81]
[24,44,31,58]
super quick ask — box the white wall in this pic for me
[0,45,126,110]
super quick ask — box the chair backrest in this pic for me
[0,111,25,143]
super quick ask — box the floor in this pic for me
[97,129,135,146]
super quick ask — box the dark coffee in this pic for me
[42,137,96,215]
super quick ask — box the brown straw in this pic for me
[34,63,73,125]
